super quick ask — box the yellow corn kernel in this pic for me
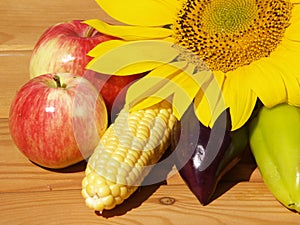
[82,101,177,212]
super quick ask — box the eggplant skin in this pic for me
[172,105,247,205]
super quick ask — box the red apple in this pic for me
[29,20,144,121]
[85,72,145,122]
[29,20,116,78]
[9,73,108,169]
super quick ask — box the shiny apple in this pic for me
[29,20,144,121]
[9,73,108,169]
[29,20,116,78]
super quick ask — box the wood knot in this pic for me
[159,197,176,205]
[47,184,53,191]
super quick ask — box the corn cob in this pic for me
[81,101,177,212]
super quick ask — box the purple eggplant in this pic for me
[172,105,248,205]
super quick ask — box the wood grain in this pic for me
[0,0,118,50]
[1,183,300,225]
[0,53,31,118]
[1,0,300,224]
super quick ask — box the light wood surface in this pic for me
[1,1,299,224]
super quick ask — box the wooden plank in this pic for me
[0,53,30,118]
[0,0,118,51]
[1,183,299,225]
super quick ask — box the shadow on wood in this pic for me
[31,159,88,173]
[209,147,257,203]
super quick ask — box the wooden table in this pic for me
[1,1,299,224]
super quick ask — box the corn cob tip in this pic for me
[82,164,137,211]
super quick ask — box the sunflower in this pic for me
[84,0,300,130]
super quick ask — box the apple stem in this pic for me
[85,26,96,38]
[53,75,66,88]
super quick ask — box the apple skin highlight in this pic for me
[9,73,108,169]
[29,20,116,78]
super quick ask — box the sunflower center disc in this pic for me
[174,0,293,72]
[203,0,257,34]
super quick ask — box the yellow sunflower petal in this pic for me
[282,74,300,107]
[285,19,300,41]
[86,40,161,75]
[291,0,300,4]
[171,68,215,119]
[84,19,172,41]
[115,62,167,75]
[170,64,202,119]
[193,70,215,88]
[87,36,174,58]
[95,0,179,26]
[291,4,300,23]
[279,38,300,53]
[222,69,257,130]
[147,61,188,77]
[274,40,300,66]
[194,71,226,129]
[86,40,179,75]
[126,63,185,110]
[87,39,127,58]
[194,90,210,127]
[271,47,300,80]
[268,51,300,106]
[126,62,211,119]
[245,59,287,107]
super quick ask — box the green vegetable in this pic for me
[249,103,300,212]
